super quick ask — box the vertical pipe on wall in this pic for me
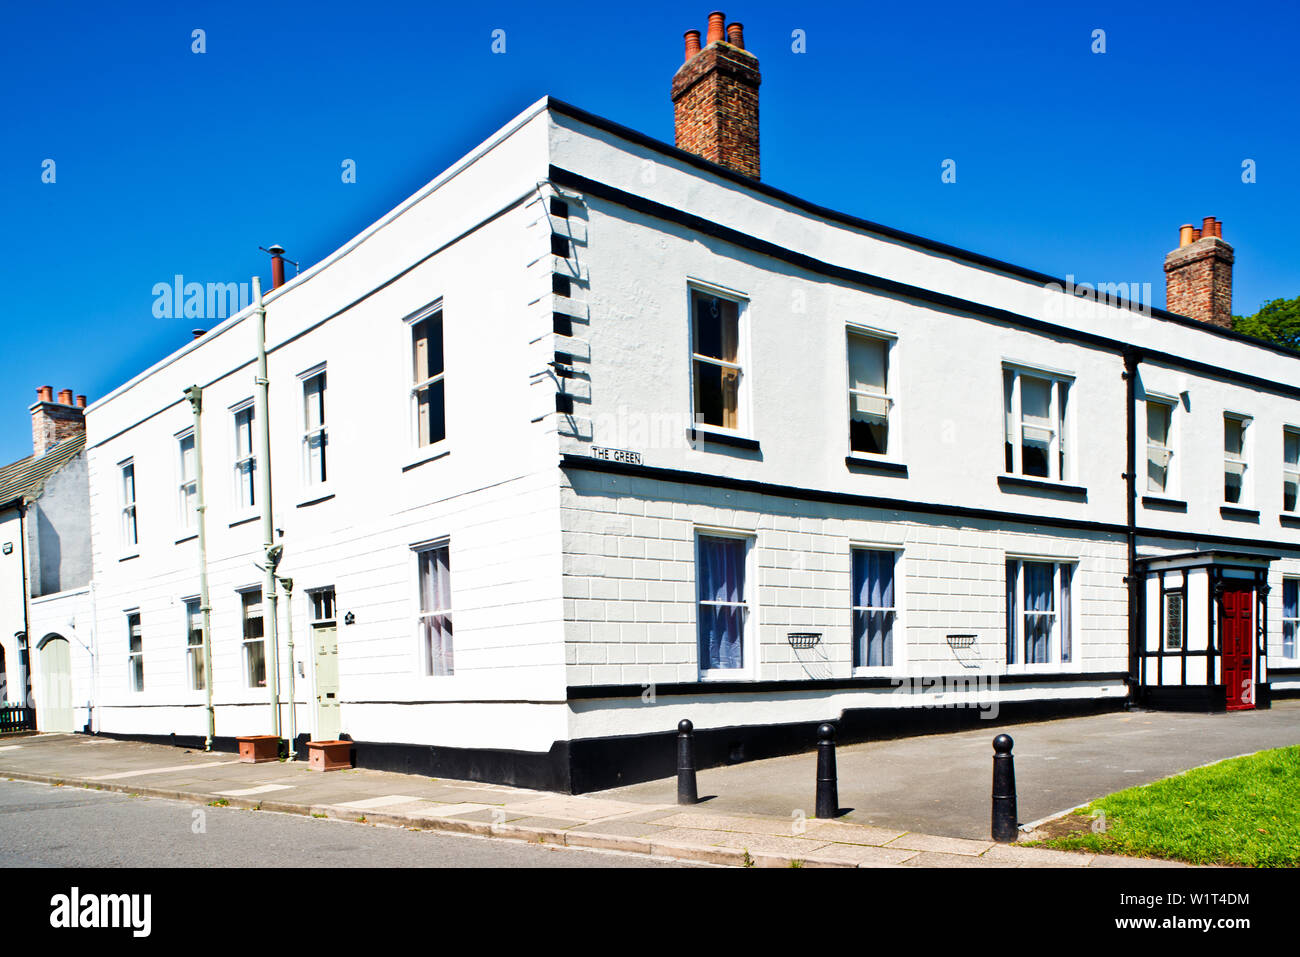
[183,384,216,750]
[252,277,282,740]
[281,577,297,759]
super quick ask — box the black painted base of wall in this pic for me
[1137,683,1274,712]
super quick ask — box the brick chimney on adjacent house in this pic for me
[671,11,761,179]
[1164,217,1234,328]
[30,385,86,456]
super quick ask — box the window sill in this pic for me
[174,533,198,545]
[699,670,755,682]
[845,456,908,477]
[229,514,260,529]
[402,446,451,472]
[1220,505,1260,522]
[686,427,760,452]
[1280,514,1300,530]
[997,475,1087,499]
[297,492,336,509]
[1142,495,1188,512]
[118,552,140,563]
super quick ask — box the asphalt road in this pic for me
[0,779,689,868]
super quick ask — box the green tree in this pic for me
[1232,296,1300,352]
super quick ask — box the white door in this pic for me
[38,636,74,732]
[312,624,340,742]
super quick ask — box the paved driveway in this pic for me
[599,702,1300,839]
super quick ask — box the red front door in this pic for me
[1221,587,1255,711]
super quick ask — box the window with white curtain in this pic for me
[847,332,892,456]
[411,311,446,448]
[1283,429,1299,513]
[691,290,743,431]
[185,599,205,691]
[1224,414,1250,504]
[1003,368,1070,481]
[696,535,749,673]
[1283,579,1298,659]
[302,371,327,486]
[416,544,453,676]
[852,549,896,668]
[177,432,197,529]
[120,461,137,550]
[241,590,266,688]
[127,612,144,692]
[1146,400,1174,494]
[233,405,256,510]
[1006,559,1073,665]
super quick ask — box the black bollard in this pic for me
[676,719,698,805]
[814,722,839,819]
[991,733,1018,842]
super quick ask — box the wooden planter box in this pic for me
[307,740,353,772]
[237,735,281,764]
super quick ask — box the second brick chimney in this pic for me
[1164,217,1234,328]
[671,11,761,179]
[30,386,86,456]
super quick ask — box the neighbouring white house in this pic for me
[48,14,1300,791]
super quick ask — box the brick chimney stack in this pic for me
[671,11,761,179]
[1164,217,1234,328]
[30,385,86,456]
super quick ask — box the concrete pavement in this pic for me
[602,702,1300,839]
[0,719,1245,867]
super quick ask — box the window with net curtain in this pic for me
[127,612,144,692]
[696,536,747,671]
[242,590,266,688]
[233,405,256,510]
[1003,369,1069,480]
[302,372,327,485]
[1006,560,1072,665]
[852,549,895,667]
[1146,400,1174,494]
[1284,579,1298,659]
[1223,415,1249,504]
[1283,429,1299,513]
[185,599,205,691]
[848,333,890,455]
[691,292,742,430]
[178,432,197,528]
[417,544,453,676]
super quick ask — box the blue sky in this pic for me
[2,0,1296,463]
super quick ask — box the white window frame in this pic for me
[405,302,446,452]
[176,429,197,531]
[1223,412,1252,506]
[1282,578,1299,660]
[413,540,453,677]
[238,587,267,690]
[230,400,256,515]
[119,458,138,554]
[1006,557,1077,672]
[1283,427,1299,514]
[126,610,143,693]
[687,281,750,439]
[845,325,898,460]
[694,528,756,681]
[1162,589,1185,652]
[850,544,905,674]
[1145,397,1177,496]
[1003,364,1073,483]
[309,586,337,625]
[299,365,328,489]
[183,597,205,692]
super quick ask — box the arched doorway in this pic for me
[37,635,73,732]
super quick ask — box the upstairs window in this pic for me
[1004,368,1070,481]
[127,612,144,692]
[691,290,743,431]
[412,309,446,447]
[416,543,453,676]
[1146,400,1174,494]
[185,598,205,691]
[120,461,137,549]
[233,405,256,511]
[302,370,328,485]
[1006,559,1073,665]
[847,332,892,456]
[178,432,197,529]
[1224,414,1250,504]
[1284,428,1299,513]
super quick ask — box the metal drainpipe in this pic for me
[1123,347,1143,705]
[184,385,217,750]
[16,500,32,710]
[279,576,297,759]
[252,277,283,741]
